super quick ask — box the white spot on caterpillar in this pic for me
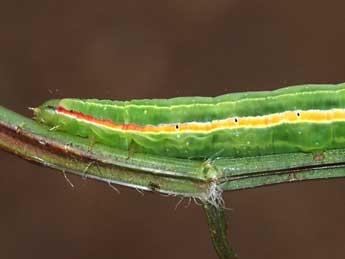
[247,141,251,144]
[144,110,148,114]
[176,134,181,139]
[186,142,190,146]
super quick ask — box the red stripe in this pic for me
[56,106,143,131]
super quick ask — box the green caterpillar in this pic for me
[34,83,345,159]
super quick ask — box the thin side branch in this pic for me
[203,202,237,259]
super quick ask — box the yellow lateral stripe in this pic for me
[57,108,345,134]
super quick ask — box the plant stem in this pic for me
[203,202,237,259]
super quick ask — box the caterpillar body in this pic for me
[34,83,345,159]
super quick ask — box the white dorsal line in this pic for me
[71,88,345,110]
[56,108,345,134]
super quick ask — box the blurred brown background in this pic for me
[1,1,345,258]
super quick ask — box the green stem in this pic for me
[203,202,237,259]
[216,149,345,191]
